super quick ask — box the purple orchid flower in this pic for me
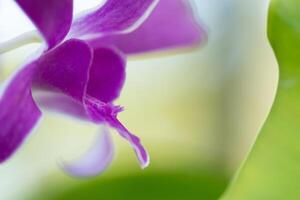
[0,0,204,177]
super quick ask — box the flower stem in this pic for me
[0,31,42,54]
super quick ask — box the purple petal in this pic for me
[33,40,125,104]
[62,127,114,177]
[32,39,93,101]
[69,0,159,40]
[0,64,41,163]
[87,47,125,103]
[89,0,205,54]
[84,96,150,168]
[16,0,73,48]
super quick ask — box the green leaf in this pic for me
[28,171,228,200]
[221,0,300,199]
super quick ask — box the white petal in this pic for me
[61,126,114,177]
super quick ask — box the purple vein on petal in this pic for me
[69,0,159,40]
[62,126,114,177]
[16,0,73,48]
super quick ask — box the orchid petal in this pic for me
[34,92,88,120]
[62,127,114,177]
[32,39,93,101]
[33,41,125,105]
[69,0,159,40]
[87,47,125,103]
[89,0,205,54]
[16,0,73,48]
[0,64,41,163]
[33,42,126,120]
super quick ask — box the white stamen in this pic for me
[0,30,42,54]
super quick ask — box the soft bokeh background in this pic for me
[0,0,277,199]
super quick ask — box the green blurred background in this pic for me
[0,0,277,199]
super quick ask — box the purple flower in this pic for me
[0,0,204,177]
